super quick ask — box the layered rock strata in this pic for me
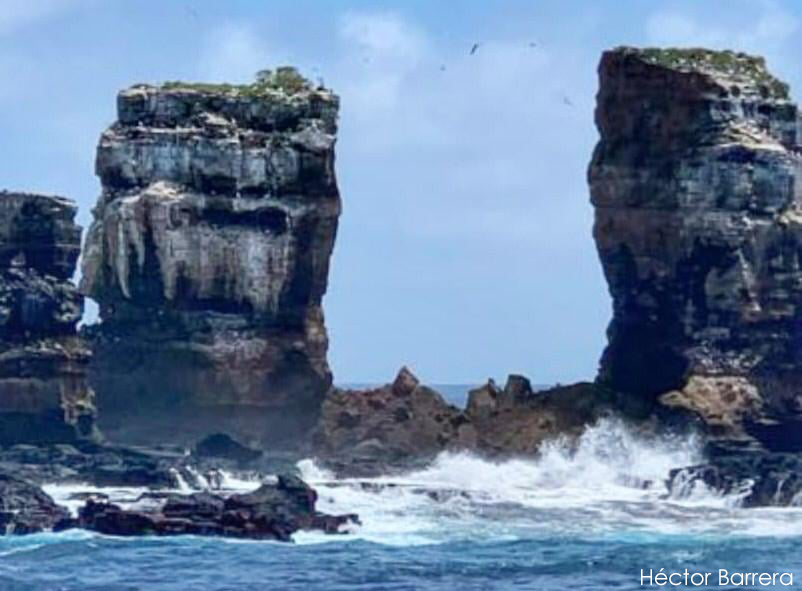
[588,48,802,445]
[0,192,94,444]
[80,72,341,448]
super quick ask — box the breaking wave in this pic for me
[10,418,802,590]
[295,417,802,544]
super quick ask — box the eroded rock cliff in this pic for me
[589,48,802,445]
[80,71,340,448]
[0,192,94,444]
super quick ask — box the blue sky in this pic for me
[0,0,800,384]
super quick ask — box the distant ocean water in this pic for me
[2,399,801,590]
[338,383,551,408]
[339,383,480,408]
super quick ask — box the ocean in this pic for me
[1,388,800,590]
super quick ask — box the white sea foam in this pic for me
[33,418,802,547]
[294,418,802,544]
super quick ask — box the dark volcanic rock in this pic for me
[313,368,614,476]
[64,474,357,541]
[193,433,262,465]
[668,451,802,507]
[588,47,802,443]
[0,472,69,534]
[0,192,95,444]
[0,441,186,488]
[80,73,341,449]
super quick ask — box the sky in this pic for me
[0,0,800,384]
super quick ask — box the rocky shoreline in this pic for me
[3,48,802,542]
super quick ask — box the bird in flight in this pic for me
[470,43,481,55]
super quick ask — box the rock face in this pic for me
[0,472,70,534]
[80,73,341,448]
[0,192,95,444]
[668,451,802,508]
[589,48,802,444]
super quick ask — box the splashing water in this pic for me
[296,417,802,544]
[9,417,802,590]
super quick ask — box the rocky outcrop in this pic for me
[0,440,211,488]
[59,474,357,541]
[80,71,341,448]
[313,367,471,476]
[0,472,70,534]
[313,367,612,476]
[589,47,802,445]
[668,451,802,507]
[464,378,611,455]
[193,433,262,466]
[0,192,95,444]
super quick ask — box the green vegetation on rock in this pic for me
[616,46,789,98]
[161,66,320,97]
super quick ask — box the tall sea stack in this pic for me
[589,48,802,443]
[80,70,341,447]
[0,192,95,444]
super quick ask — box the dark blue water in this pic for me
[2,414,800,590]
[1,531,800,590]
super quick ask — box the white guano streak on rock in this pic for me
[101,183,294,314]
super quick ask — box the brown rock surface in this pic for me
[313,368,613,476]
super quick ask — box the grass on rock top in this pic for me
[617,46,789,99]
[160,66,325,97]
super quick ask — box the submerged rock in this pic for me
[80,75,341,448]
[60,474,357,541]
[0,192,95,444]
[588,47,802,445]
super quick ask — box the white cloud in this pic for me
[197,23,279,84]
[335,12,427,113]
[338,11,427,62]
[331,10,583,243]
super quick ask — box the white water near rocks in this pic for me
[35,417,802,551]
[36,417,802,547]
[5,417,802,590]
[292,418,802,545]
